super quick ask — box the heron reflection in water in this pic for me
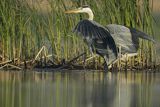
[65,5,155,71]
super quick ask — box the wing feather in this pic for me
[73,19,118,57]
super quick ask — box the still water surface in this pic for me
[0,70,160,107]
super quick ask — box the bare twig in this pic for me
[32,46,45,63]
[79,54,98,64]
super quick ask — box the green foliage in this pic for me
[0,0,154,66]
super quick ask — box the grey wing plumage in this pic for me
[129,28,155,42]
[106,24,138,53]
[73,19,118,57]
[106,24,155,54]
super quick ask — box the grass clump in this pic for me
[0,0,155,70]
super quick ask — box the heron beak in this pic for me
[65,9,81,14]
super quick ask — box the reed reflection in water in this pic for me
[0,71,160,107]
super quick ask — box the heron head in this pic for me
[65,5,94,20]
[65,5,92,14]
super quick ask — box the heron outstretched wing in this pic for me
[73,19,118,57]
[106,24,154,54]
[106,24,138,53]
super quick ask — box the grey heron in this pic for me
[65,5,154,71]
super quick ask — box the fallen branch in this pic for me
[54,52,86,70]
[0,64,8,69]
[0,64,22,70]
[0,58,18,65]
[0,60,12,65]
[7,64,22,70]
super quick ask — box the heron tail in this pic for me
[129,28,155,43]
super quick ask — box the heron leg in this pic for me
[89,47,94,56]
[103,55,109,72]
[104,62,108,72]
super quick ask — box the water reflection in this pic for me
[0,71,160,107]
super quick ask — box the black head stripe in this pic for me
[82,5,89,8]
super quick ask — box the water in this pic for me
[0,70,160,107]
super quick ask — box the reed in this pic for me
[0,0,155,70]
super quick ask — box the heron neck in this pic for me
[87,11,94,20]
